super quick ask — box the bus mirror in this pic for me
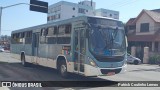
[125,36,128,47]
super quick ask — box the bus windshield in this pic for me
[89,24,126,56]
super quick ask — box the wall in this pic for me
[61,4,78,20]
[47,1,94,23]
[136,12,155,35]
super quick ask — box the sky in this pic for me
[0,0,160,36]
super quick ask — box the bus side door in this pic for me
[74,28,86,74]
[32,33,40,63]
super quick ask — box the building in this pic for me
[47,0,96,23]
[126,9,160,60]
[95,8,119,20]
[0,35,11,50]
[47,0,119,23]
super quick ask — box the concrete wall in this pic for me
[154,22,160,31]
[61,4,78,20]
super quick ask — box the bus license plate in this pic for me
[107,72,115,76]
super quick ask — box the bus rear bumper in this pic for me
[84,64,127,76]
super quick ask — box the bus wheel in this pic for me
[134,60,139,65]
[59,61,68,78]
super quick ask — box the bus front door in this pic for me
[74,28,86,74]
[32,33,40,63]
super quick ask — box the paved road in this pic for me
[0,52,160,90]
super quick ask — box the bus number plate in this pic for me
[107,72,115,76]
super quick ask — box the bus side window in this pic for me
[47,27,54,36]
[41,28,48,36]
[58,25,65,35]
[25,31,32,44]
[65,24,71,34]
[53,26,58,35]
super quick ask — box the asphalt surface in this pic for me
[0,52,160,90]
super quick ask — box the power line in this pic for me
[107,0,132,7]
[112,0,139,9]
[106,0,139,9]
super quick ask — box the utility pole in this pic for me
[0,1,48,40]
[0,7,2,40]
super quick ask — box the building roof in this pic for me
[133,9,160,23]
[151,9,160,13]
[126,18,136,25]
[128,34,160,42]
[127,9,160,42]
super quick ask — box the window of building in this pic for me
[53,27,58,35]
[78,8,85,14]
[51,16,54,20]
[129,25,136,30]
[110,14,112,17]
[73,7,75,10]
[140,23,149,32]
[57,5,61,11]
[86,10,88,12]
[53,15,56,20]
[72,15,75,18]
[47,16,50,21]
[58,14,60,19]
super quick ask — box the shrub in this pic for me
[149,55,160,64]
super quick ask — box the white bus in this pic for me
[11,16,127,78]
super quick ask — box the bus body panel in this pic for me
[11,16,127,77]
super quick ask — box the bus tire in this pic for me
[21,54,29,67]
[59,61,68,78]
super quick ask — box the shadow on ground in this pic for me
[0,62,118,90]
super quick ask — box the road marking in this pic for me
[0,87,10,90]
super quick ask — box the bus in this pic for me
[11,16,127,78]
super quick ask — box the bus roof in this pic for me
[11,16,121,34]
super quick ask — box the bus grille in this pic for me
[100,68,122,74]
[95,56,124,62]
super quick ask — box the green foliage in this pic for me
[149,55,160,64]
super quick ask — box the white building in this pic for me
[95,8,119,20]
[47,0,96,23]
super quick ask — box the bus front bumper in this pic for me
[85,64,127,76]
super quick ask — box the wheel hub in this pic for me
[61,65,66,74]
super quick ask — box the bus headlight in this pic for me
[88,57,97,67]
[124,59,127,65]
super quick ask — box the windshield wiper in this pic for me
[100,28,119,56]
[100,28,113,52]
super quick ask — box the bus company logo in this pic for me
[2,82,11,87]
